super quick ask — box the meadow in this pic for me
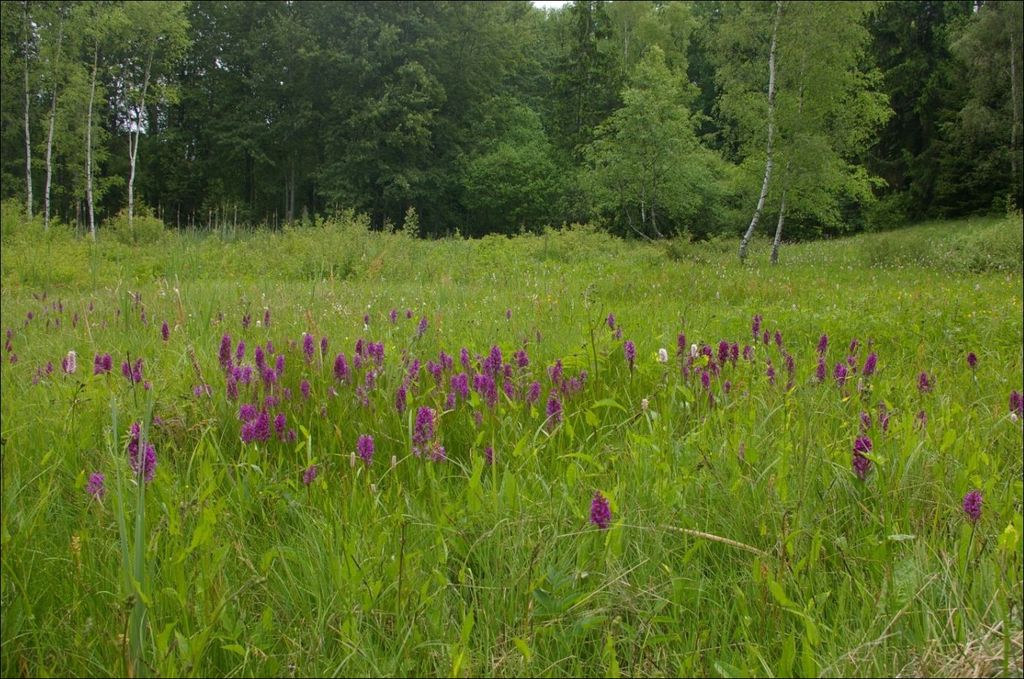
[1,209,1022,677]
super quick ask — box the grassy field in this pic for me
[1,210,1022,677]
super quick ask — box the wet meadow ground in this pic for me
[1,212,1022,676]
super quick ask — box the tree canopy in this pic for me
[1,1,1020,243]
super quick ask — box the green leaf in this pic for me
[467,457,484,513]
[803,616,820,647]
[592,398,627,412]
[887,534,916,542]
[512,637,532,661]
[767,577,796,609]
[602,633,620,679]
[156,622,176,657]
[459,609,475,646]
[713,660,745,677]
[511,432,530,459]
[801,638,818,676]
[780,636,796,676]
[998,521,1021,554]
[131,577,152,606]
[565,463,577,489]
[260,547,279,574]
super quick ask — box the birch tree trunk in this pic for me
[771,64,804,266]
[43,17,65,231]
[85,43,98,239]
[1011,30,1021,208]
[738,0,782,262]
[127,50,154,228]
[286,159,296,224]
[284,176,291,225]
[43,92,57,229]
[649,180,663,239]
[770,188,786,265]
[23,1,33,218]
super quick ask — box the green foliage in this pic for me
[863,191,914,232]
[107,205,165,246]
[865,1,973,221]
[461,101,563,235]
[553,1,623,155]
[0,198,32,243]
[934,1,1024,214]
[607,1,695,78]
[1,0,1022,241]
[716,1,892,239]
[662,231,736,264]
[111,1,190,112]
[584,47,726,238]
[0,204,88,287]
[400,206,420,238]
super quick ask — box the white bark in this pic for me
[738,1,782,262]
[23,1,33,218]
[86,43,98,239]
[650,195,662,238]
[43,16,65,231]
[127,49,154,228]
[771,63,804,266]
[43,98,56,229]
[770,188,786,265]
[286,159,296,223]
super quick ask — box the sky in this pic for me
[532,1,569,10]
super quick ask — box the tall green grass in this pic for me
[1,208,1021,676]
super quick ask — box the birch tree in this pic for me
[769,1,889,260]
[78,2,124,238]
[719,1,889,262]
[21,1,34,218]
[109,1,188,227]
[737,1,781,262]
[84,28,99,238]
[39,2,75,230]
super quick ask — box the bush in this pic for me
[106,205,165,245]
[532,222,628,264]
[662,234,703,263]
[864,193,912,232]
[400,206,420,238]
[662,231,736,263]
[1,200,43,244]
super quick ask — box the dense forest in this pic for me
[1,0,1021,240]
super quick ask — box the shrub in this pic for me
[107,205,165,246]
[662,231,737,263]
[864,193,912,232]
[400,206,420,239]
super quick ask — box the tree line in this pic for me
[1,1,1021,246]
